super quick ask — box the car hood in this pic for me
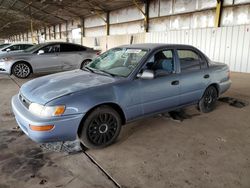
[21,70,117,105]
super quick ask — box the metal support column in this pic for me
[215,0,223,27]
[106,11,110,36]
[133,0,149,32]
[44,27,47,41]
[144,0,149,32]
[48,26,51,40]
[66,21,69,42]
[81,18,85,45]
[59,24,62,39]
[53,25,56,39]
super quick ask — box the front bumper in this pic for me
[11,94,84,143]
[0,61,11,74]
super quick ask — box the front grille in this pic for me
[19,93,31,109]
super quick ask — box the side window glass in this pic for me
[9,45,19,51]
[61,44,86,52]
[41,44,60,53]
[146,50,174,76]
[20,45,30,50]
[177,49,201,72]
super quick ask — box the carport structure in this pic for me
[1,0,250,73]
[0,0,136,39]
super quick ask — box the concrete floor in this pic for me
[0,72,250,188]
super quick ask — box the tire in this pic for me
[12,62,31,78]
[79,106,122,149]
[198,86,218,113]
[80,59,92,69]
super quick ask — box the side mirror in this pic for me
[6,48,10,52]
[137,69,154,80]
[38,50,44,55]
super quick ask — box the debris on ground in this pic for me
[40,140,83,154]
[216,137,227,142]
[39,179,47,185]
[12,126,20,130]
[218,97,249,108]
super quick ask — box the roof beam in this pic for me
[18,0,67,22]
[0,6,50,25]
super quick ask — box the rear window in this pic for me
[60,44,86,52]
[177,49,201,71]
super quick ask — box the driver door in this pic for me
[31,44,62,73]
[136,49,180,115]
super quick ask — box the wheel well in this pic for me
[208,83,219,96]
[77,103,126,136]
[80,59,92,68]
[11,61,33,74]
[82,59,92,63]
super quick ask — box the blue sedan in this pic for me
[11,44,231,149]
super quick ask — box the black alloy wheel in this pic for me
[79,106,122,149]
[198,86,218,113]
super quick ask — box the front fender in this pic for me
[46,85,119,116]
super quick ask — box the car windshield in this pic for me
[23,43,45,53]
[86,48,148,77]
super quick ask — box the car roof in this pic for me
[42,42,83,46]
[7,43,33,46]
[118,43,195,50]
[40,42,89,48]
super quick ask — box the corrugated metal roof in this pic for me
[0,0,134,38]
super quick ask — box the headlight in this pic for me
[29,103,65,117]
[1,57,13,62]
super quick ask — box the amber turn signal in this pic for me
[29,124,54,131]
[54,106,65,116]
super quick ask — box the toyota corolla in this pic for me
[11,44,231,149]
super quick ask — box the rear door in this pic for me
[59,44,87,70]
[177,48,210,105]
[31,44,62,73]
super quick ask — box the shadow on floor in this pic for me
[218,97,249,108]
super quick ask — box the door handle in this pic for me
[204,74,210,79]
[171,80,179,85]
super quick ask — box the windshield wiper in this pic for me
[83,67,116,77]
[96,69,116,77]
[82,66,94,73]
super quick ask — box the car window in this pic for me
[177,49,201,71]
[60,44,86,52]
[41,44,60,53]
[20,44,32,50]
[145,49,174,77]
[87,48,148,77]
[3,45,20,51]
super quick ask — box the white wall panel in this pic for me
[197,0,216,9]
[110,6,144,24]
[160,0,173,16]
[174,0,197,13]
[110,21,144,35]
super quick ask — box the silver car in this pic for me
[0,42,99,78]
